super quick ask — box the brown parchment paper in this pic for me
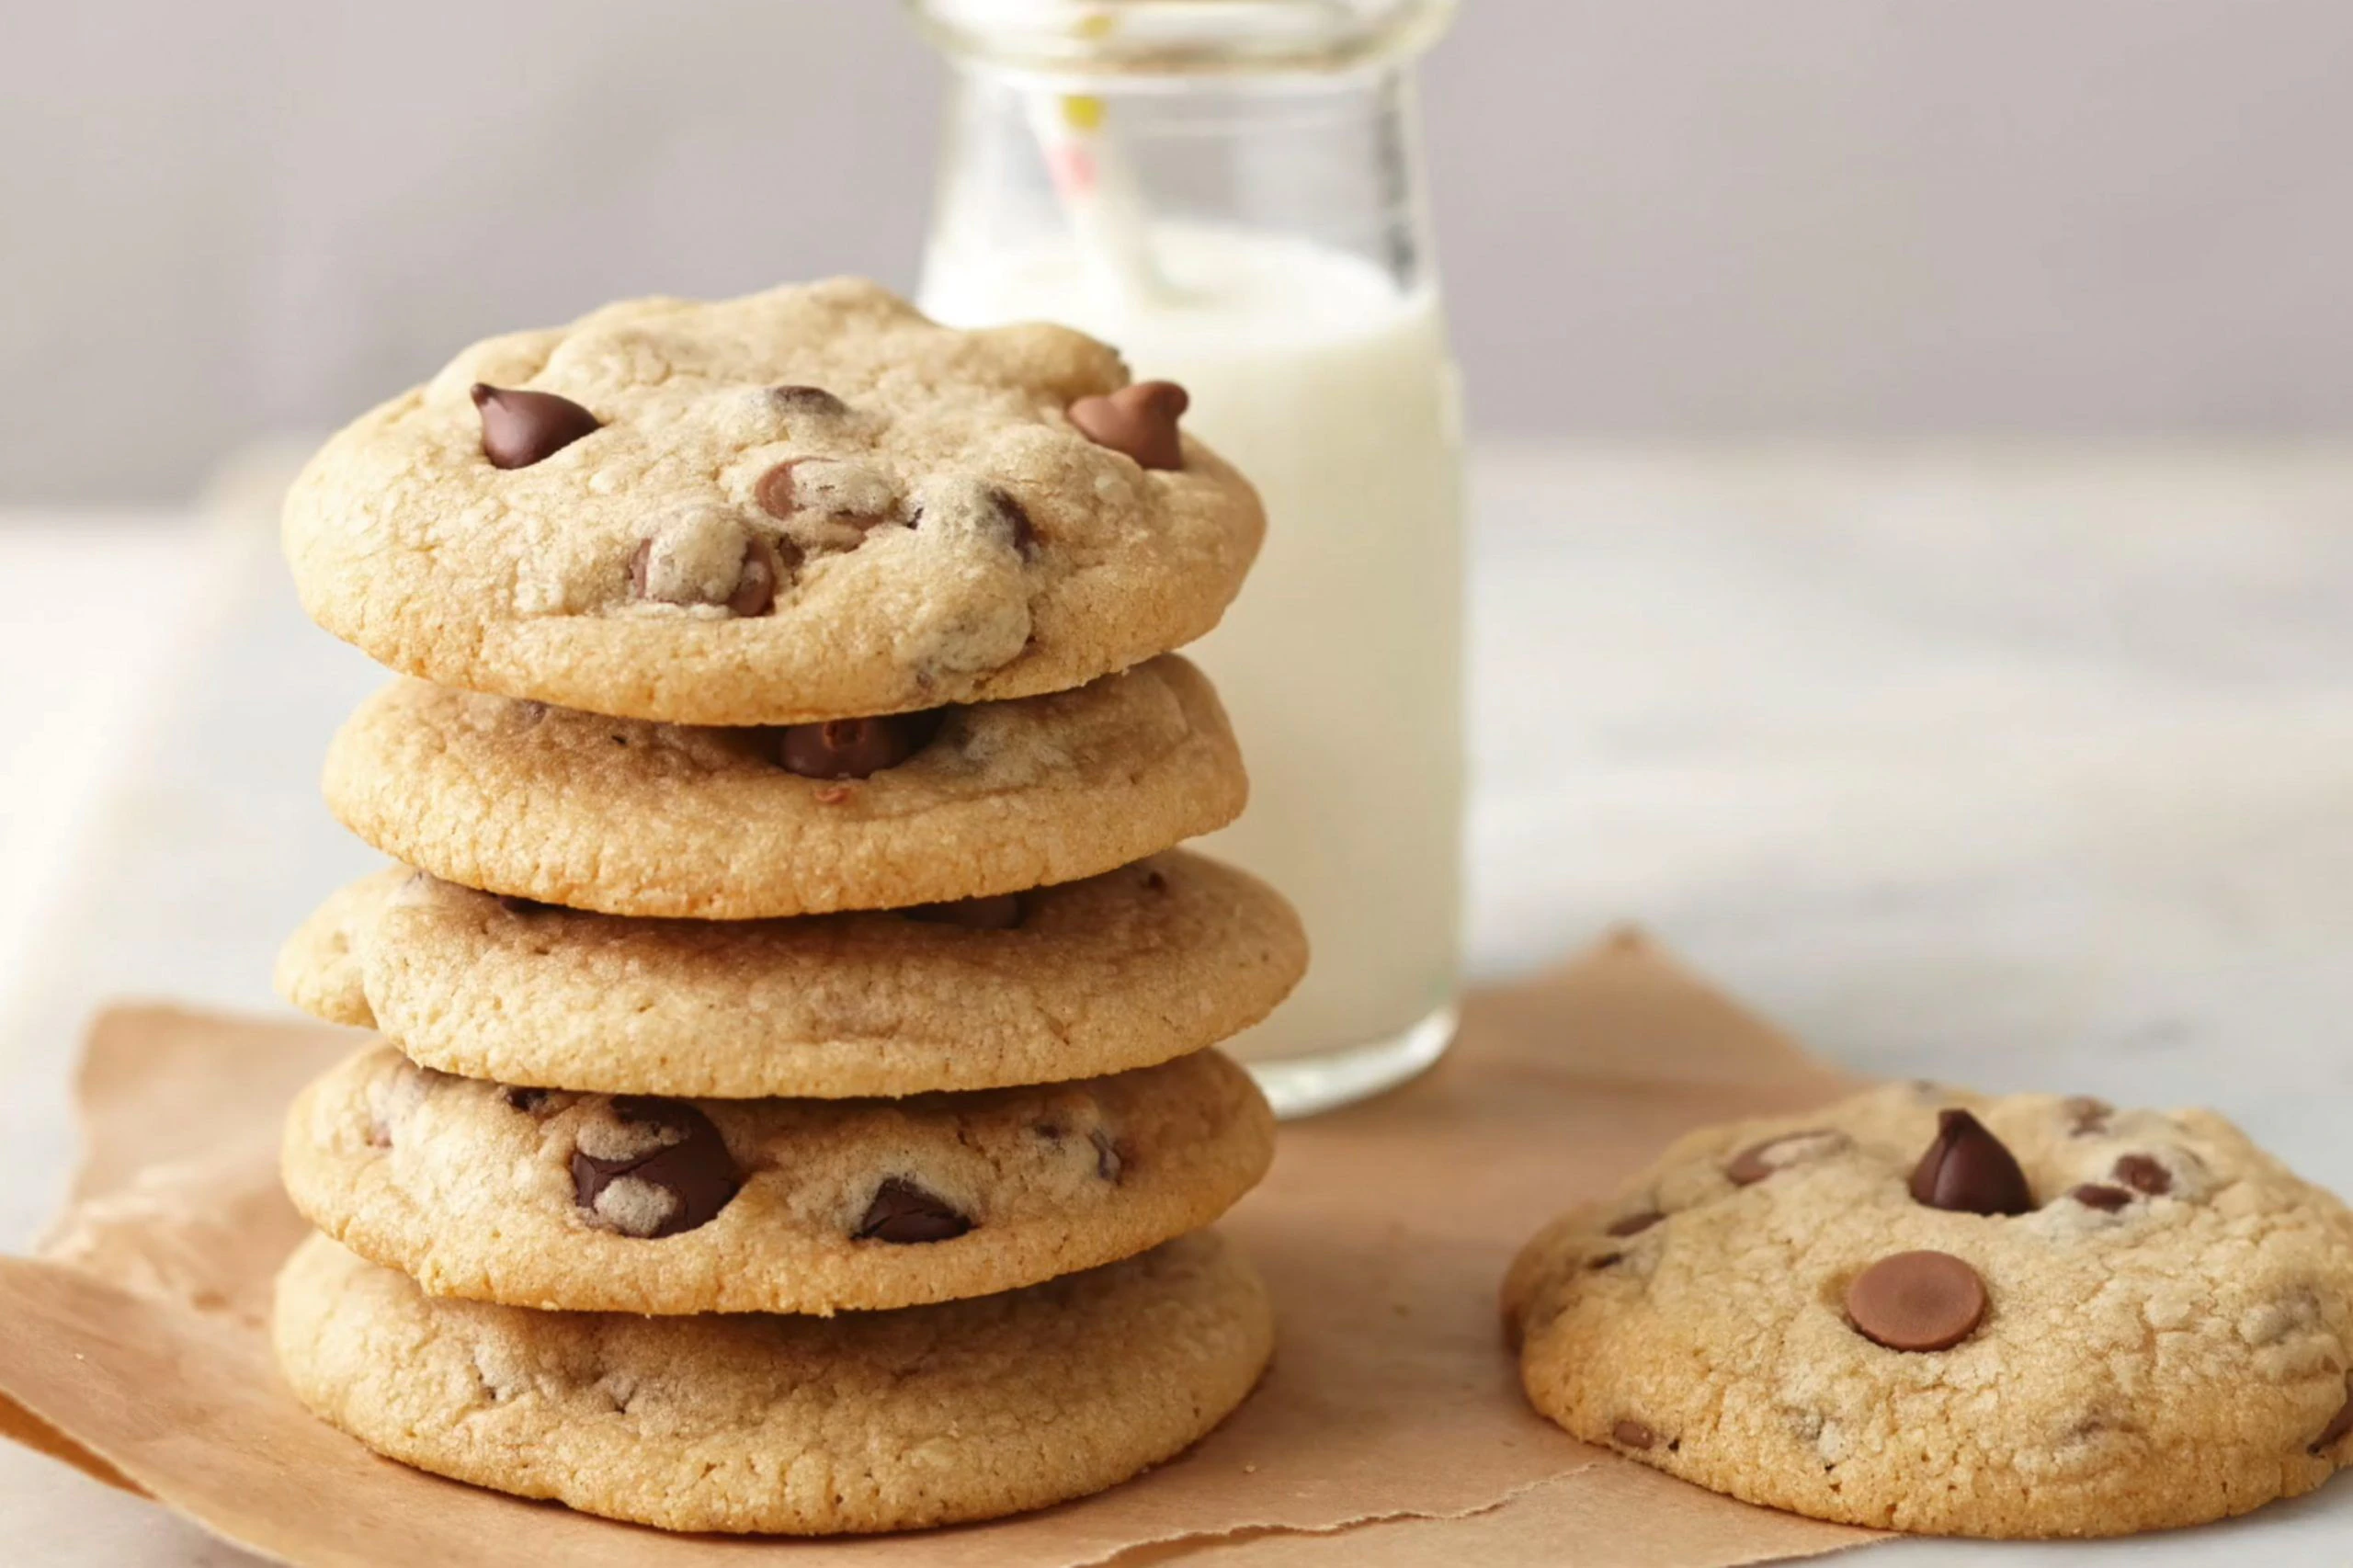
[0,933,1882,1568]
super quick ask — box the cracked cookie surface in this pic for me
[272,1229,1272,1533]
[1503,1082,2353,1538]
[283,278,1263,725]
[278,851,1304,1097]
[284,1042,1273,1314]
[322,655,1244,919]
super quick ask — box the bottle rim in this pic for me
[905,0,1457,78]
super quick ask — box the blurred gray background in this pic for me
[4,0,2350,502]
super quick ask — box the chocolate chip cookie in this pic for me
[283,1041,1273,1314]
[282,278,1263,726]
[273,1228,1272,1532]
[321,655,1245,919]
[278,852,1304,1097]
[1503,1083,2353,1538]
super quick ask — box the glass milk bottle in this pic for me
[909,0,1463,1117]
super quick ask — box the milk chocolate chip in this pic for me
[1611,1419,1657,1450]
[1845,1251,1987,1352]
[1908,1109,2033,1216]
[471,384,600,469]
[768,384,847,415]
[2070,1183,2132,1211]
[2063,1096,2112,1137]
[2113,1154,2173,1196]
[904,892,1025,930]
[1068,381,1189,471]
[1726,1130,1847,1186]
[1090,1127,1125,1183]
[771,710,945,779]
[568,1099,740,1239]
[988,486,1038,553]
[2310,1382,2353,1454]
[855,1177,972,1244]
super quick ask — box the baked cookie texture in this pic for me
[1504,1083,2353,1539]
[322,655,1245,919]
[273,1230,1274,1534]
[277,853,1305,1097]
[282,278,1264,726]
[283,1042,1275,1315]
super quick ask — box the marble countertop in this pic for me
[2,440,2348,1563]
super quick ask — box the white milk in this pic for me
[923,226,1464,1065]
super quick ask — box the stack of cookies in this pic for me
[266,281,1307,1534]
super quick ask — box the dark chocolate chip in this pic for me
[987,486,1037,553]
[768,384,847,415]
[1606,1210,1663,1238]
[1090,1127,1124,1183]
[1907,1108,2034,1216]
[2113,1154,2173,1196]
[2310,1383,2353,1454]
[1845,1250,1987,1352]
[903,892,1025,930]
[771,710,946,779]
[502,1085,551,1114]
[1068,381,1189,471]
[471,383,601,469]
[1142,869,1168,892]
[1612,1419,1656,1450]
[855,1177,972,1244]
[568,1099,740,1239]
[2070,1183,2133,1211]
[1726,1130,1846,1186]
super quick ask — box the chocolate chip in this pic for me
[754,460,803,520]
[2070,1183,2133,1211]
[629,511,795,616]
[1907,1109,2033,1216]
[2063,1096,2112,1136]
[471,383,601,469]
[855,1177,972,1244]
[1142,869,1168,892]
[1611,1419,1656,1450]
[568,1099,740,1239]
[502,1086,551,1114]
[1587,1253,1624,1271]
[1845,1250,1988,1352]
[771,710,945,779]
[726,535,790,617]
[2113,1154,2173,1196]
[1726,1130,1847,1186]
[1090,1127,1124,1183]
[986,486,1037,553]
[768,384,847,415]
[1068,381,1189,471]
[1607,1210,1663,1238]
[903,892,1025,930]
[2310,1382,2353,1454]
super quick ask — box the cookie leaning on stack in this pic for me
[269,279,1306,1534]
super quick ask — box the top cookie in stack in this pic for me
[267,279,1304,1536]
[284,277,1262,726]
